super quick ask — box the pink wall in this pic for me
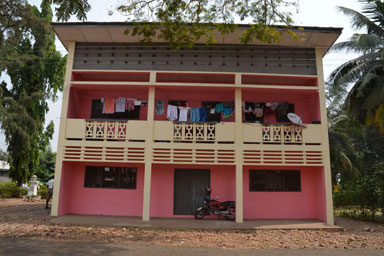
[242,90,321,123]
[58,162,326,221]
[243,166,325,220]
[58,161,144,216]
[150,164,236,217]
[67,87,149,120]
[67,86,321,124]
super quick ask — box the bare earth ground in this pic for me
[0,199,383,249]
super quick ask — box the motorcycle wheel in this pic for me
[224,207,236,221]
[194,208,207,219]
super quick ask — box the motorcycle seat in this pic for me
[221,201,235,206]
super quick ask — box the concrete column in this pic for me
[51,42,76,216]
[142,86,155,221]
[235,88,243,223]
[315,47,334,226]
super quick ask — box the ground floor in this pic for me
[55,162,328,223]
[2,199,384,250]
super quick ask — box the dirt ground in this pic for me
[0,199,383,249]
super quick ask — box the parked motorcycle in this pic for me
[194,188,236,220]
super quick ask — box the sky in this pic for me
[0,0,363,152]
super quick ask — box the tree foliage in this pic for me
[0,0,65,185]
[328,0,384,131]
[34,146,56,182]
[51,0,299,48]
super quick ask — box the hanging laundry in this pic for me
[178,106,190,122]
[242,102,253,113]
[115,97,126,112]
[276,102,290,122]
[190,108,200,122]
[216,103,225,113]
[134,100,142,106]
[199,107,207,122]
[223,107,233,119]
[104,98,116,114]
[271,102,279,110]
[253,107,263,118]
[156,100,164,115]
[167,104,178,121]
[253,103,265,122]
[126,99,135,112]
[101,98,106,114]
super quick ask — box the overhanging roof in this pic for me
[53,22,342,53]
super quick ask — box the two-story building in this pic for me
[52,22,341,225]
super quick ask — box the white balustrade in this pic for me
[173,122,216,141]
[85,120,128,140]
[262,124,303,144]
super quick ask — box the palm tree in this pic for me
[327,85,360,185]
[328,0,384,132]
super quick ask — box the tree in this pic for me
[0,0,65,185]
[328,0,384,131]
[34,146,56,182]
[0,149,7,161]
[327,84,360,185]
[51,0,299,48]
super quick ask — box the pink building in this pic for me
[51,23,341,225]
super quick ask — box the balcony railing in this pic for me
[173,122,216,141]
[65,119,322,145]
[262,124,303,144]
[85,120,128,140]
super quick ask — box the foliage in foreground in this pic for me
[0,182,27,199]
[0,0,65,185]
[328,0,384,131]
[50,0,300,48]
[333,164,384,222]
[34,146,56,183]
[0,181,49,199]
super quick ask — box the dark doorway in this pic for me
[173,169,210,215]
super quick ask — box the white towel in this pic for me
[167,105,178,121]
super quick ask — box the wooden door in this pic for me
[173,169,210,215]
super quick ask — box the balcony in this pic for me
[64,119,322,145]
[62,119,323,165]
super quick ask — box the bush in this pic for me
[38,185,49,199]
[0,182,27,199]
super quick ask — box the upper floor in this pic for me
[53,23,342,166]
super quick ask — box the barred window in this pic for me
[249,170,301,192]
[84,166,137,189]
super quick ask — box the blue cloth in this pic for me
[216,103,225,113]
[199,107,207,122]
[190,108,200,122]
[156,100,164,115]
[223,107,233,119]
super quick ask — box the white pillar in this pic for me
[315,47,334,225]
[142,86,155,221]
[235,88,243,223]
[51,42,75,216]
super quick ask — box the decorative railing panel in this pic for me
[262,125,303,144]
[85,120,128,140]
[173,123,216,141]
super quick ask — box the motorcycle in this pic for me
[194,196,236,220]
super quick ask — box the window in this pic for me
[84,166,137,189]
[249,170,301,192]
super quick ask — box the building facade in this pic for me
[0,161,11,182]
[52,23,341,224]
